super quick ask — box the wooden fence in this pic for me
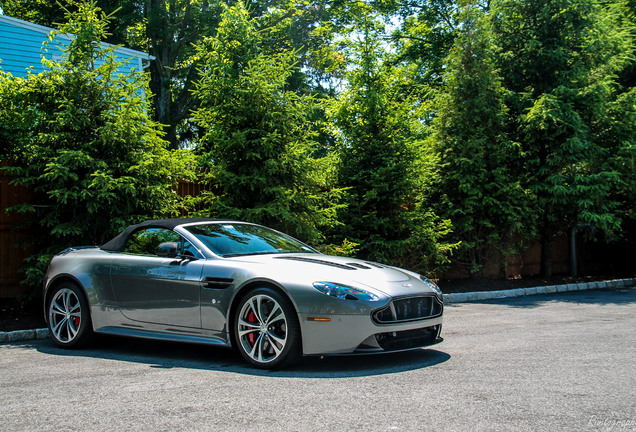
[176,178,208,202]
[0,173,210,298]
[0,161,33,298]
[441,233,571,280]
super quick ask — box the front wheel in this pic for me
[47,282,93,348]
[234,288,302,369]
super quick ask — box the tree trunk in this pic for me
[146,0,182,150]
[540,220,553,277]
[569,225,578,277]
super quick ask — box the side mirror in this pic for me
[157,242,178,258]
[180,249,198,260]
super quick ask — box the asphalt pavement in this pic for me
[1,288,635,431]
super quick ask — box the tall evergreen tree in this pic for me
[428,3,534,277]
[492,0,635,276]
[330,14,454,272]
[192,2,339,242]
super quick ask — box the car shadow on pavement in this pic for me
[29,335,450,378]
[272,349,451,378]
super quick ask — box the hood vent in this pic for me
[202,276,234,289]
[275,256,358,270]
[365,262,387,269]
[347,262,372,269]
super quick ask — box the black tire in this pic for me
[234,287,302,369]
[47,282,93,348]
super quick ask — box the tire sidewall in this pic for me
[47,282,93,348]
[234,287,301,369]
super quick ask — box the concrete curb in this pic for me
[442,277,635,304]
[0,327,50,344]
[1,278,635,344]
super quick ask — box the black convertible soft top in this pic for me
[100,218,224,252]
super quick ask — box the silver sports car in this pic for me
[43,218,443,369]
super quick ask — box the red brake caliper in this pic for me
[247,312,257,346]
[72,306,80,327]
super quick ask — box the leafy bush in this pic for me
[0,2,193,293]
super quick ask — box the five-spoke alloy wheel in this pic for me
[235,288,301,369]
[47,282,92,348]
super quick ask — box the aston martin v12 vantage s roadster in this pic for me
[43,218,443,369]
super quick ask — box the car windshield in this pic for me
[183,223,316,257]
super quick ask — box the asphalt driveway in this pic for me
[1,288,634,431]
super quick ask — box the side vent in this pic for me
[202,277,234,289]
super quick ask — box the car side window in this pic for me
[181,241,200,258]
[124,228,183,256]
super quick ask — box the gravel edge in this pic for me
[1,277,634,344]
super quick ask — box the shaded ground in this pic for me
[1,273,633,332]
[1,296,46,332]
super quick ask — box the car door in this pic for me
[110,227,204,328]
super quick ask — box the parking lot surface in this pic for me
[1,288,634,431]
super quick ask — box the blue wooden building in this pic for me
[0,14,152,77]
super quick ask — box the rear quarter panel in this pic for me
[44,248,116,323]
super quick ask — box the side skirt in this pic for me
[95,326,231,347]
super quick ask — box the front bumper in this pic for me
[298,311,443,355]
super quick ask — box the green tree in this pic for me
[0,1,389,149]
[2,0,362,149]
[374,0,471,87]
[329,14,454,272]
[192,2,340,242]
[2,0,226,149]
[0,0,68,24]
[0,2,191,291]
[428,3,534,277]
[492,0,636,276]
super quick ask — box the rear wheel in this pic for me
[47,282,93,348]
[234,288,301,369]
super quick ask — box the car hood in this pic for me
[224,253,436,298]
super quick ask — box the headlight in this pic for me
[420,275,442,295]
[312,282,380,301]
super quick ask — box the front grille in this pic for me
[375,325,442,351]
[373,295,443,324]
